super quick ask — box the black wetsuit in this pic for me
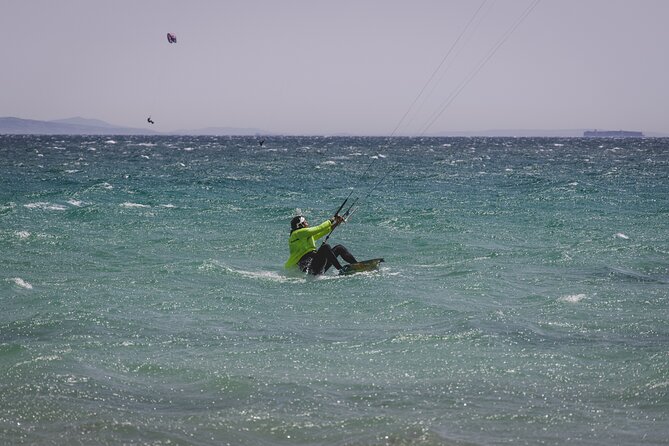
[298,243,357,275]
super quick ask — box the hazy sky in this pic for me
[2,0,668,135]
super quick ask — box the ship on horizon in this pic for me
[584,129,643,137]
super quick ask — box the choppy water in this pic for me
[1,135,668,445]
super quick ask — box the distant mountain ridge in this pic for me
[0,117,270,136]
[1,116,666,137]
[50,117,120,128]
[0,117,157,135]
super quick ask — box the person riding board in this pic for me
[285,214,357,275]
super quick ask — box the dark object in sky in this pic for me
[167,33,177,44]
[147,117,154,125]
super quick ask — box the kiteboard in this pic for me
[339,258,384,275]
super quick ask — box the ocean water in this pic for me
[1,134,668,445]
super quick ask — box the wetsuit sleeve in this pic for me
[295,219,332,239]
[310,219,333,239]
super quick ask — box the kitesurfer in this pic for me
[285,214,357,275]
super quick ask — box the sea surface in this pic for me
[1,135,668,445]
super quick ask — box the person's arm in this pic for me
[330,215,345,229]
[309,219,334,239]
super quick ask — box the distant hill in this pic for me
[0,117,157,135]
[0,117,273,136]
[50,117,120,129]
[2,117,666,137]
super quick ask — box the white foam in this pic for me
[15,231,30,239]
[200,260,305,283]
[24,202,67,211]
[235,269,301,282]
[559,294,586,303]
[105,140,117,144]
[121,202,150,208]
[67,199,84,207]
[11,278,33,289]
[615,233,629,240]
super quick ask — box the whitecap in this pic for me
[24,202,67,211]
[120,202,150,208]
[322,160,336,165]
[559,294,586,303]
[10,278,33,289]
[67,199,84,207]
[615,233,629,240]
[105,140,117,144]
[15,231,30,239]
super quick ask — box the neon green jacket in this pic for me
[284,219,333,269]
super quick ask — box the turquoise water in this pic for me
[1,135,668,445]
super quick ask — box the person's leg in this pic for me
[308,243,342,274]
[332,244,357,264]
[297,252,315,273]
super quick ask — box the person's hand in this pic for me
[332,215,345,226]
